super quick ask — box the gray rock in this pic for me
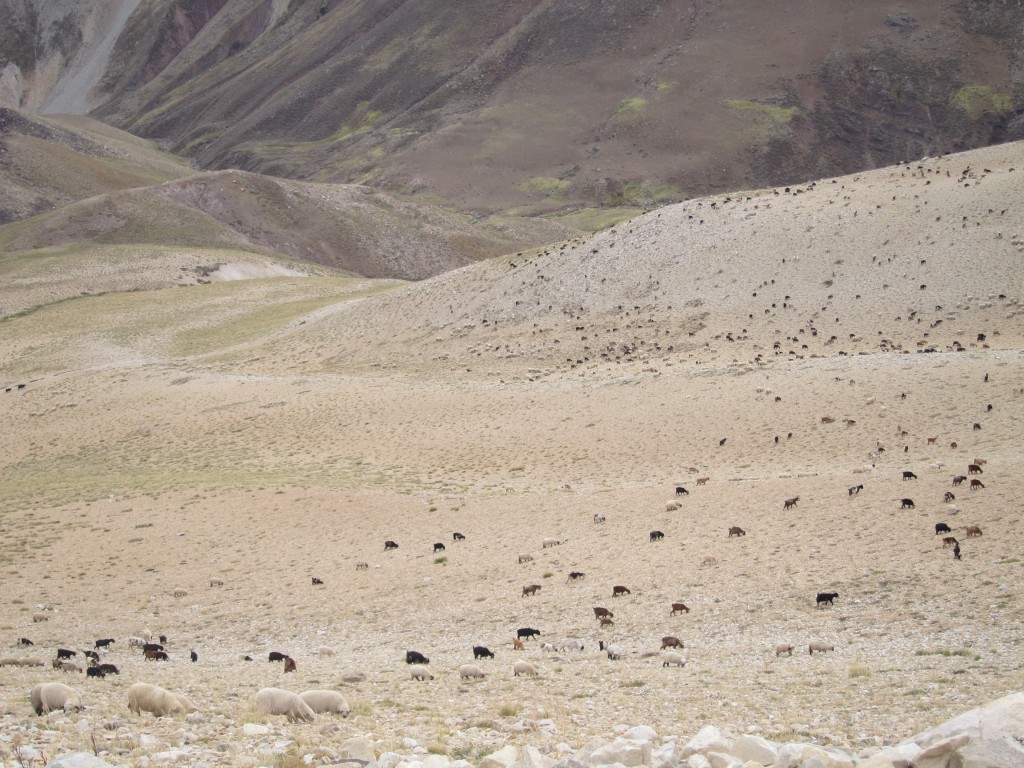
[624,726,657,743]
[685,755,712,768]
[731,734,778,765]
[853,742,921,768]
[682,727,734,759]
[908,691,1024,749]
[651,740,680,768]
[511,746,554,768]
[911,734,970,768]
[589,739,651,767]
[705,751,744,768]
[772,743,853,768]
[341,737,378,763]
[45,755,116,768]
[956,736,1024,768]
[481,745,521,768]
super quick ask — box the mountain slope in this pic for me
[3,0,1022,217]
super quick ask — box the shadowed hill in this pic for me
[3,0,1022,217]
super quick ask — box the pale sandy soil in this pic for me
[0,142,1021,766]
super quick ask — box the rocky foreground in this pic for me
[7,691,1022,768]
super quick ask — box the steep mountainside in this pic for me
[2,0,1022,217]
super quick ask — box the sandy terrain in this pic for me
[0,142,1021,766]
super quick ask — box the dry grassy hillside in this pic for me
[0,143,1021,764]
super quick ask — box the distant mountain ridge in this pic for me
[2,0,1022,218]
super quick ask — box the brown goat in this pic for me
[522,584,541,597]
[660,636,684,650]
[968,464,983,474]
[783,496,799,510]
[964,526,983,537]
[670,602,690,615]
[593,606,614,619]
[728,526,746,537]
[942,536,959,548]
[970,479,985,490]
[612,585,631,597]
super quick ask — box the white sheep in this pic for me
[127,636,145,649]
[560,638,584,652]
[32,612,49,623]
[299,690,350,716]
[57,661,83,673]
[141,629,153,642]
[666,501,681,512]
[459,664,485,679]
[775,643,794,657]
[512,660,538,677]
[0,657,18,667]
[605,644,623,660]
[809,640,835,655]
[317,646,336,657]
[541,537,562,548]
[31,682,82,715]
[127,683,194,717]
[662,652,686,667]
[409,665,433,681]
[518,553,533,564]
[17,657,45,667]
[540,642,556,652]
[340,671,366,683]
[254,687,315,722]
[173,588,188,598]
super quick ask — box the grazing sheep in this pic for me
[83,650,99,662]
[522,584,542,597]
[513,660,538,676]
[783,496,799,510]
[518,553,534,564]
[17,657,45,667]
[675,486,689,496]
[340,671,366,683]
[473,645,494,659]
[355,561,369,570]
[268,651,288,662]
[32,613,49,623]
[728,526,746,537]
[662,652,686,667]
[87,666,106,678]
[965,526,983,537]
[560,638,585,652]
[31,682,82,715]
[568,571,586,581]
[541,537,562,548]
[516,627,541,640]
[56,648,77,660]
[459,664,486,679]
[410,665,433,681]
[943,536,959,547]
[144,650,169,661]
[593,513,606,523]
[141,629,153,642]
[128,682,194,717]
[953,475,967,486]
[405,650,429,664]
[700,556,717,567]
[605,645,623,660]
[209,578,224,586]
[299,690,350,716]
[311,577,324,585]
[453,532,466,541]
[649,530,664,542]
[945,491,956,502]
[927,436,938,444]
[901,498,916,509]
[816,592,839,607]
[57,661,82,673]
[172,588,188,598]
[254,687,315,722]
[128,636,145,649]
[660,636,684,650]
[612,585,631,597]
[696,477,710,486]
[671,602,690,615]
[809,640,835,655]
[384,540,399,550]
[599,616,614,626]
[968,464,983,475]
[970,479,985,490]
[0,657,18,667]
[318,646,336,657]
[935,523,952,535]
[775,643,794,657]
[902,471,918,480]
[666,501,682,512]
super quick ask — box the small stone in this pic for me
[242,723,269,737]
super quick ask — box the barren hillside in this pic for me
[0,144,1021,765]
